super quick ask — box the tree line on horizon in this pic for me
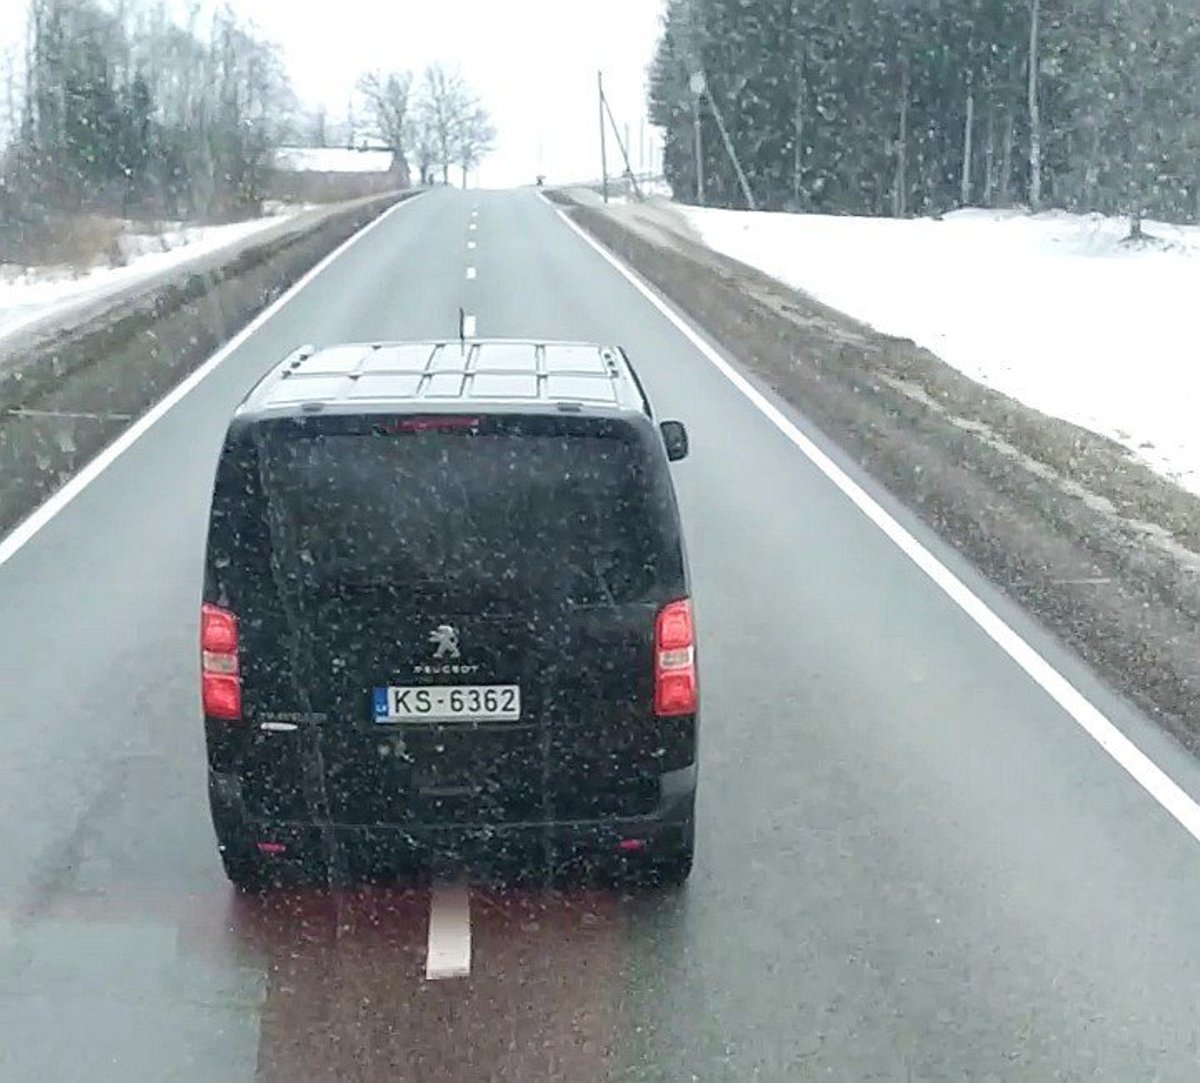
[649,0,1200,229]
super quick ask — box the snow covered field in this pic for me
[681,205,1200,496]
[0,212,295,344]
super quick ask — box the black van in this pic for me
[201,341,697,889]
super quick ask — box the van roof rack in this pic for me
[240,340,653,418]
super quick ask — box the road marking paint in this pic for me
[467,240,477,250]
[426,881,471,980]
[0,194,426,569]
[466,267,476,280]
[549,197,1200,848]
[463,314,477,337]
[469,222,477,232]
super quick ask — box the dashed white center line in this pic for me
[463,314,477,337]
[469,222,477,231]
[467,240,477,250]
[466,267,476,280]
[426,880,471,980]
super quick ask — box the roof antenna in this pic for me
[458,306,466,352]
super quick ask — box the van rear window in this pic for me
[256,430,669,605]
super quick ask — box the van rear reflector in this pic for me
[201,603,242,721]
[654,599,697,717]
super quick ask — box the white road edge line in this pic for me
[426,880,471,980]
[0,195,424,569]
[466,267,477,280]
[548,198,1200,847]
[463,314,477,337]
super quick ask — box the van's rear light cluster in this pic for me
[201,603,241,720]
[654,599,697,717]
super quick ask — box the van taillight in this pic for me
[385,416,480,433]
[201,603,241,720]
[654,599,697,717]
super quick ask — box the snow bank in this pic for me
[681,205,1200,495]
[0,213,293,344]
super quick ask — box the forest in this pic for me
[649,0,1200,226]
[0,0,294,249]
[0,0,495,264]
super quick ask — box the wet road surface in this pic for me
[4,187,1200,1080]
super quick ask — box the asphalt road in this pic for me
[4,186,1200,1080]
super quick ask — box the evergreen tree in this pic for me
[648,0,1200,223]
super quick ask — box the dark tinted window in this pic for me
[255,430,671,605]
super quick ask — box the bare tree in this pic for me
[453,100,495,187]
[357,69,412,180]
[419,62,468,184]
[203,8,296,218]
[405,106,437,186]
[0,46,21,147]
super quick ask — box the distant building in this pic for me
[269,145,411,202]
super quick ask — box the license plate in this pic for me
[373,684,521,723]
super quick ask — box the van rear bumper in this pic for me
[210,764,695,878]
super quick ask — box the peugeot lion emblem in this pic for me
[429,624,461,660]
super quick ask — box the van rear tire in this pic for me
[651,835,694,887]
[628,815,694,888]
[219,845,271,893]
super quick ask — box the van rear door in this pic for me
[210,412,687,829]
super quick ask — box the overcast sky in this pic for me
[1,1,668,187]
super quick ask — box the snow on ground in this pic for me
[640,178,674,199]
[0,212,295,344]
[681,205,1200,495]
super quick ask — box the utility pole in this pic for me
[1028,0,1042,211]
[690,71,706,205]
[705,83,758,211]
[598,70,609,203]
[600,87,643,200]
[894,57,909,217]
